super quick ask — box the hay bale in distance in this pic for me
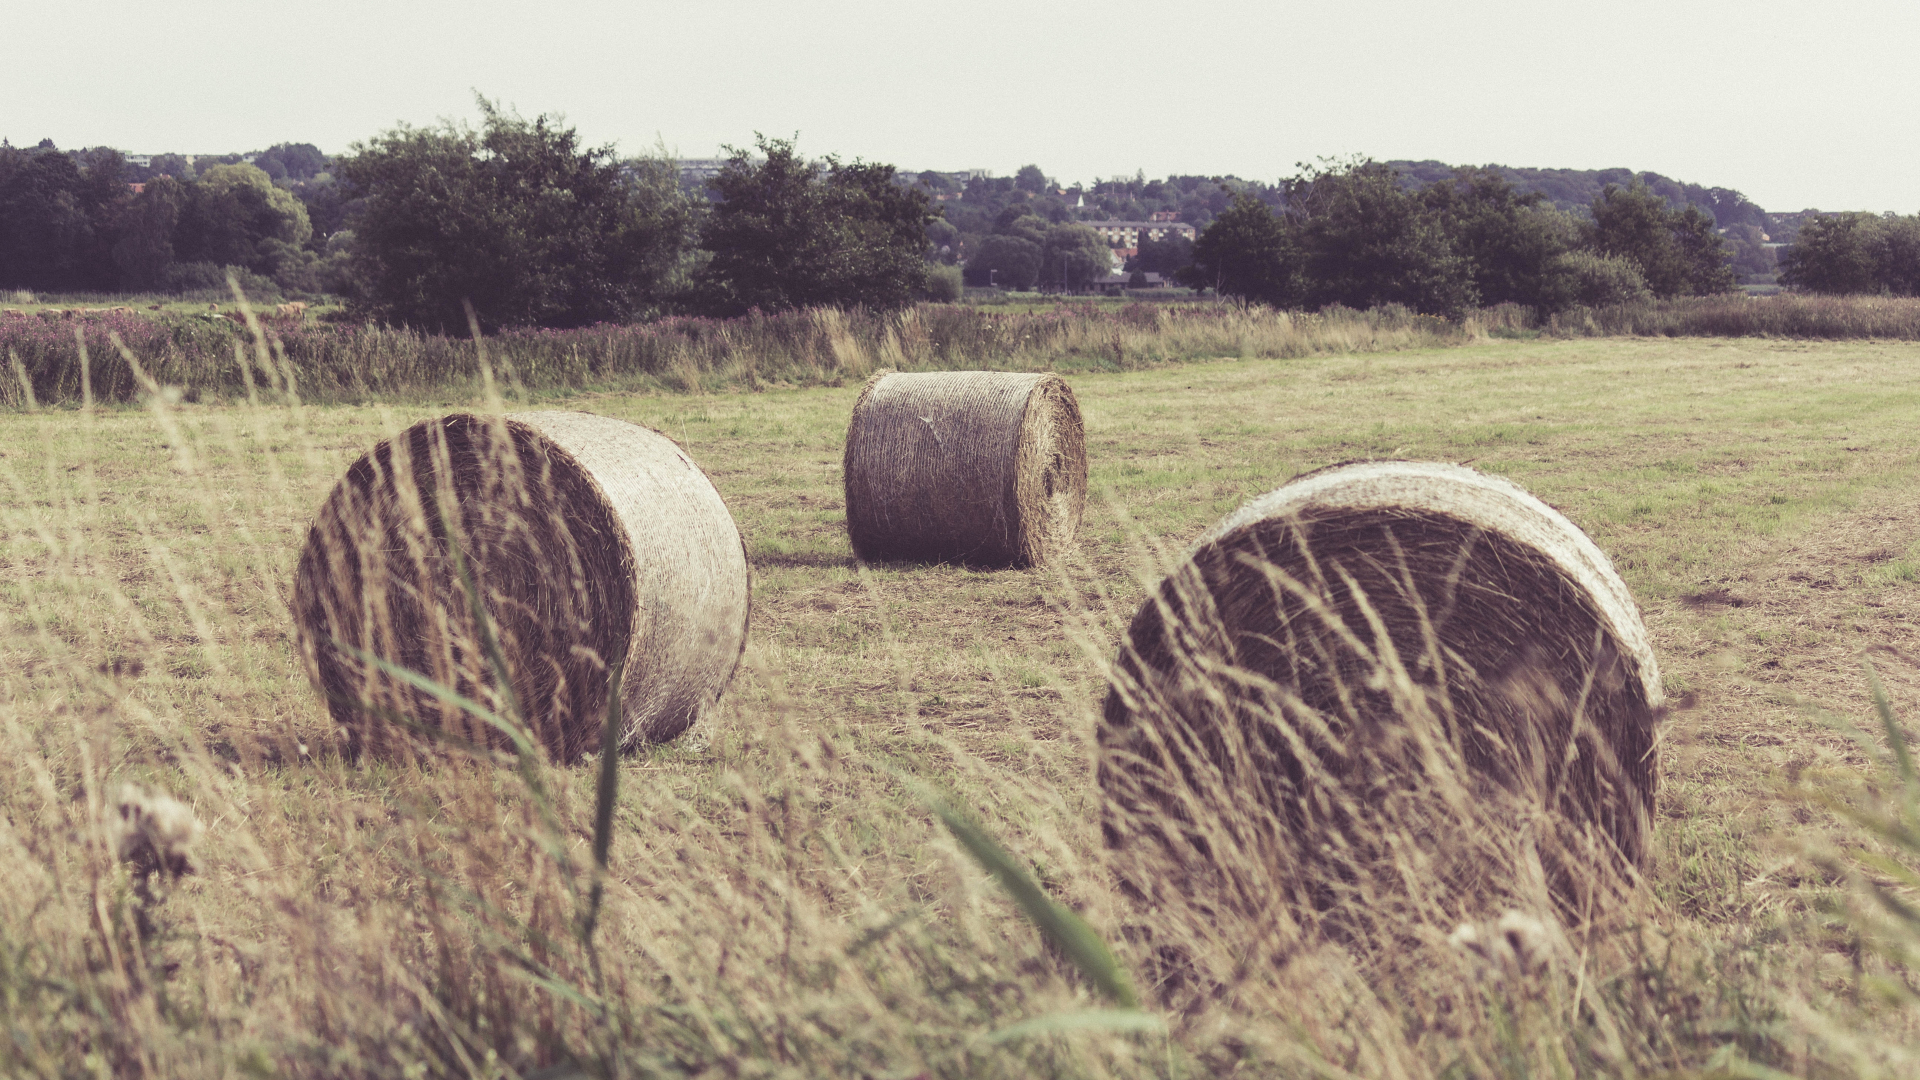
[1101,461,1663,910]
[293,411,750,763]
[843,371,1086,567]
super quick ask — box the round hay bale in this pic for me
[293,411,750,763]
[1101,461,1662,915]
[843,370,1086,567]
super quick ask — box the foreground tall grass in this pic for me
[5,327,1920,1078]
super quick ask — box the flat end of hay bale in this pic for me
[291,411,749,763]
[1205,459,1661,715]
[1101,460,1663,896]
[508,411,751,748]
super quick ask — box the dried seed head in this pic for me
[1448,909,1555,983]
[113,783,203,880]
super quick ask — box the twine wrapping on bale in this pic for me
[293,411,750,763]
[1100,461,1662,952]
[843,370,1086,567]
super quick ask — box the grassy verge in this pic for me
[10,293,1920,412]
[2,299,1478,408]
[1548,293,1920,339]
[6,334,1920,1075]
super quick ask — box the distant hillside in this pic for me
[1387,160,1772,231]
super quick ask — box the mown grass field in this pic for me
[6,334,1920,1076]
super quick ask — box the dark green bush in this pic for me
[160,261,281,298]
[922,264,964,302]
[1556,250,1652,306]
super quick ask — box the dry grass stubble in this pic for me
[4,336,1920,1075]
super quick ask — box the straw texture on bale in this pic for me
[1101,461,1663,905]
[293,411,750,763]
[843,370,1086,567]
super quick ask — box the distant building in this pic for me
[1083,219,1196,248]
[1089,271,1175,291]
[934,168,990,187]
[676,158,733,183]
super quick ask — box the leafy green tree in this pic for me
[1130,233,1194,276]
[337,100,697,329]
[992,205,1049,246]
[1421,167,1576,310]
[1587,182,1735,298]
[0,148,121,290]
[965,235,1041,289]
[175,164,312,273]
[292,172,357,244]
[1703,186,1768,230]
[147,153,195,181]
[111,174,187,290]
[1014,164,1051,195]
[695,135,938,314]
[1185,194,1302,306]
[76,150,131,223]
[1286,159,1475,316]
[1038,223,1112,290]
[1780,213,1889,295]
[0,156,88,289]
[926,216,959,261]
[0,147,121,290]
[253,143,328,183]
[1881,217,1920,297]
[1723,224,1776,276]
[915,170,956,195]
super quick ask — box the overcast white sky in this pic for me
[6,0,1915,213]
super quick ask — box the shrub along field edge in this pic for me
[1547,292,1920,339]
[0,301,1480,407]
[7,293,1920,408]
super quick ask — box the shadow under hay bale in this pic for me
[1100,461,1663,956]
[843,370,1086,568]
[293,411,750,764]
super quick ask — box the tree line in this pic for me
[332,106,946,331]
[0,139,352,298]
[0,107,947,331]
[1778,213,1920,296]
[1181,160,1738,316]
[6,107,1919,330]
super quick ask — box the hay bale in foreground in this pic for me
[293,411,749,763]
[843,371,1086,567]
[1101,461,1662,919]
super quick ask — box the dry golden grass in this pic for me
[5,334,1920,1077]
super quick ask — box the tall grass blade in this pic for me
[8,348,36,408]
[329,638,531,756]
[914,783,1140,1008]
[438,504,530,735]
[582,659,624,948]
[1866,661,1914,787]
